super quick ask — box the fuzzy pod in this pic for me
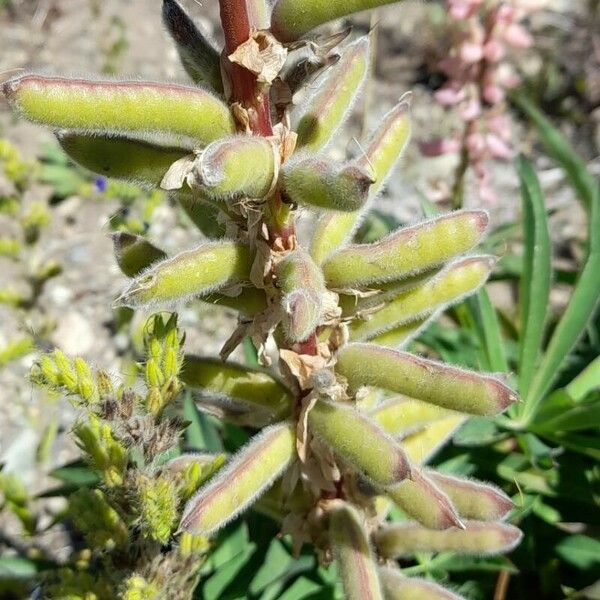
[386,470,463,530]
[180,422,296,535]
[162,0,223,92]
[376,520,523,558]
[349,256,495,341]
[308,400,411,486]
[180,355,294,425]
[329,502,384,600]
[56,132,189,188]
[368,318,428,348]
[202,288,268,316]
[293,38,370,151]
[336,344,518,416]
[177,193,228,238]
[3,74,235,143]
[323,211,489,288]
[111,233,167,278]
[192,136,277,200]
[427,472,514,521]
[402,416,466,465]
[116,241,253,308]
[271,0,403,42]
[282,156,373,212]
[379,567,466,600]
[309,101,411,265]
[275,250,326,342]
[370,397,455,437]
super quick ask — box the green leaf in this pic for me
[203,543,257,600]
[512,93,597,212]
[522,181,600,424]
[277,577,323,600]
[49,461,99,486]
[555,535,600,570]
[517,156,551,402]
[566,354,600,402]
[183,392,223,452]
[0,556,41,578]
[250,540,294,594]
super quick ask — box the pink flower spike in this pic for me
[435,86,466,106]
[483,83,505,104]
[460,40,485,63]
[485,133,513,159]
[419,137,461,157]
[484,40,505,62]
[503,23,533,48]
[460,95,482,121]
[448,0,482,20]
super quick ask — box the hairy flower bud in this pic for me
[111,233,167,278]
[308,400,411,486]
[162,0,223,92]
[135,475,179,544]
[323,211,489,288]
[427,472,514,521]
[180,355,294,425]
[379,566,466,600]
[337,344,518,415]
[3,75,235,143]
[349,256,495,341]
[282,156,373,211]
[180,422,296,535]
[329,501,384,600]
[376,520,523,558]
[275,250,326,342]
[116,241,253,308]
[294,38,370,151]
[57,132,189,187]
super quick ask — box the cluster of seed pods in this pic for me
[3,0,522,597]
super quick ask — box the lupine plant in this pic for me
[3,0,526,597]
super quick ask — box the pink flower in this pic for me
[459,94,482,120]
[503,23,533,48]
[485,133,513,159]
[419,137,462,157]
[435,86,466,106]
[484,39,505,62]
[448,0,483,20]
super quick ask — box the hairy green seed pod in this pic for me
[349,257,495,341]
[329,501,384,600]
[178,193,228,238]
[116,241,253,308]
[272,0,403,42]
[370,397,454,437]
[162,0,223,92]
[368,318,428,347]
[191,136,277,200]
[337,344,518,416]
[308,400,411,486]
[309,101,411,264]
[111,233,167,278]
[3,75,235,143]
[376,520,523,558]
[323,211,489,288]
[294,38,370,151]
[282,156,373,212]
[427,472,514,521]
[57,131,189,187]
[402,416,466,465]
[202,288,268,315]
[275,250,326,342]
[180,422,296,535]
[180,355,294,425]
[386,470,463,530]
[379,567,466,600]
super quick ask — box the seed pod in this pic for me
[329,501,384,600]
[57,131,189,187]
[308,400,410,486]
[349,257,495,341]
[294,38,369,151]
[282,156,373,212]
[376,520,523,558]
[180,355,294,425]
[116,241,253,308]
[180,422,296,535]
[309,101,411,264]
[323,211,489,288]
[402,416,466,465]
[336,344,518,416]
[427,472,514,521]
[191,136,277,200]
[386,470,463,530]
[379,567,466,600]
[111,233,167,278]
[162,0,223,92]
[370,397,454,437]
[177,193,228,238]
[202,288,268,316]
[275,250,326,342]
[368,318,428,348]
[3,75,235,143]
[272,0,403,42]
